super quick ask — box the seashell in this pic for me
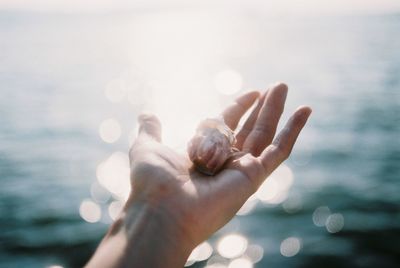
[187,116,237,175]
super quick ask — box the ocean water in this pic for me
[0,9,399,268]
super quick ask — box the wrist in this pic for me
[124,200,193,266]
[89,197,194,268]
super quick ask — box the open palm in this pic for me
[128,83,311,247]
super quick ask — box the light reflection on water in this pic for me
[0,7,399,268]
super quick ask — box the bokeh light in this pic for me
[217,234,248,259]
[96,152,131,200]
[255,164,294,205]
[205,264,228,268]
[108,200,124,221]
[244,244,264,263]
[206,255,229,267]
[256,179,279,203]
[79,199,101,223]
[236,196,258,216]
[312,206,331,227]
[185,241,213,266]
[273,164,294,189]
[326,213,345,233]
[99,118,122,143]
[228,257,253,268]
[280,237,302,257]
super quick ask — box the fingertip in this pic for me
[267,82,288,103]
[247,90,261,99]
[271,82,288,97]
[138,113,161,126]
[137,112,162,142]
[246,90,261,104]
[295,106,312,118]
[274,81,288,91]
[236,90,260,106]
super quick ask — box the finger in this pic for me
[137,113,162,142]
[242,82,288,156]
[235,90,268,149]
[221,91,260,130]
[218,106,311,204]
[258,106,312,178]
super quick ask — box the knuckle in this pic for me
[253,121,275,134]
[275,144,290,160]
[131,160,160,177]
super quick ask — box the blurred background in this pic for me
[0,1,399,267]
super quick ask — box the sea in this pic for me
[0,7,399,268]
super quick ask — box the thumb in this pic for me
[137,113,162,142]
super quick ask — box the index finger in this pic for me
[242,83,288,156]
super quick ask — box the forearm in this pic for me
[86,201,192,268]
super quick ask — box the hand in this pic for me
[87,83,312,268]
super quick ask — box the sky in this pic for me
[1,0,400,15]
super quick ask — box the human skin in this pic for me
[86,83,312,268]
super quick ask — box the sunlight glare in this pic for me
[215,69,243,95]
[124,11,259,148]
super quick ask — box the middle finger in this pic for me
[241,82,288,156]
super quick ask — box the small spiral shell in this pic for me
[187,117,236,175]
